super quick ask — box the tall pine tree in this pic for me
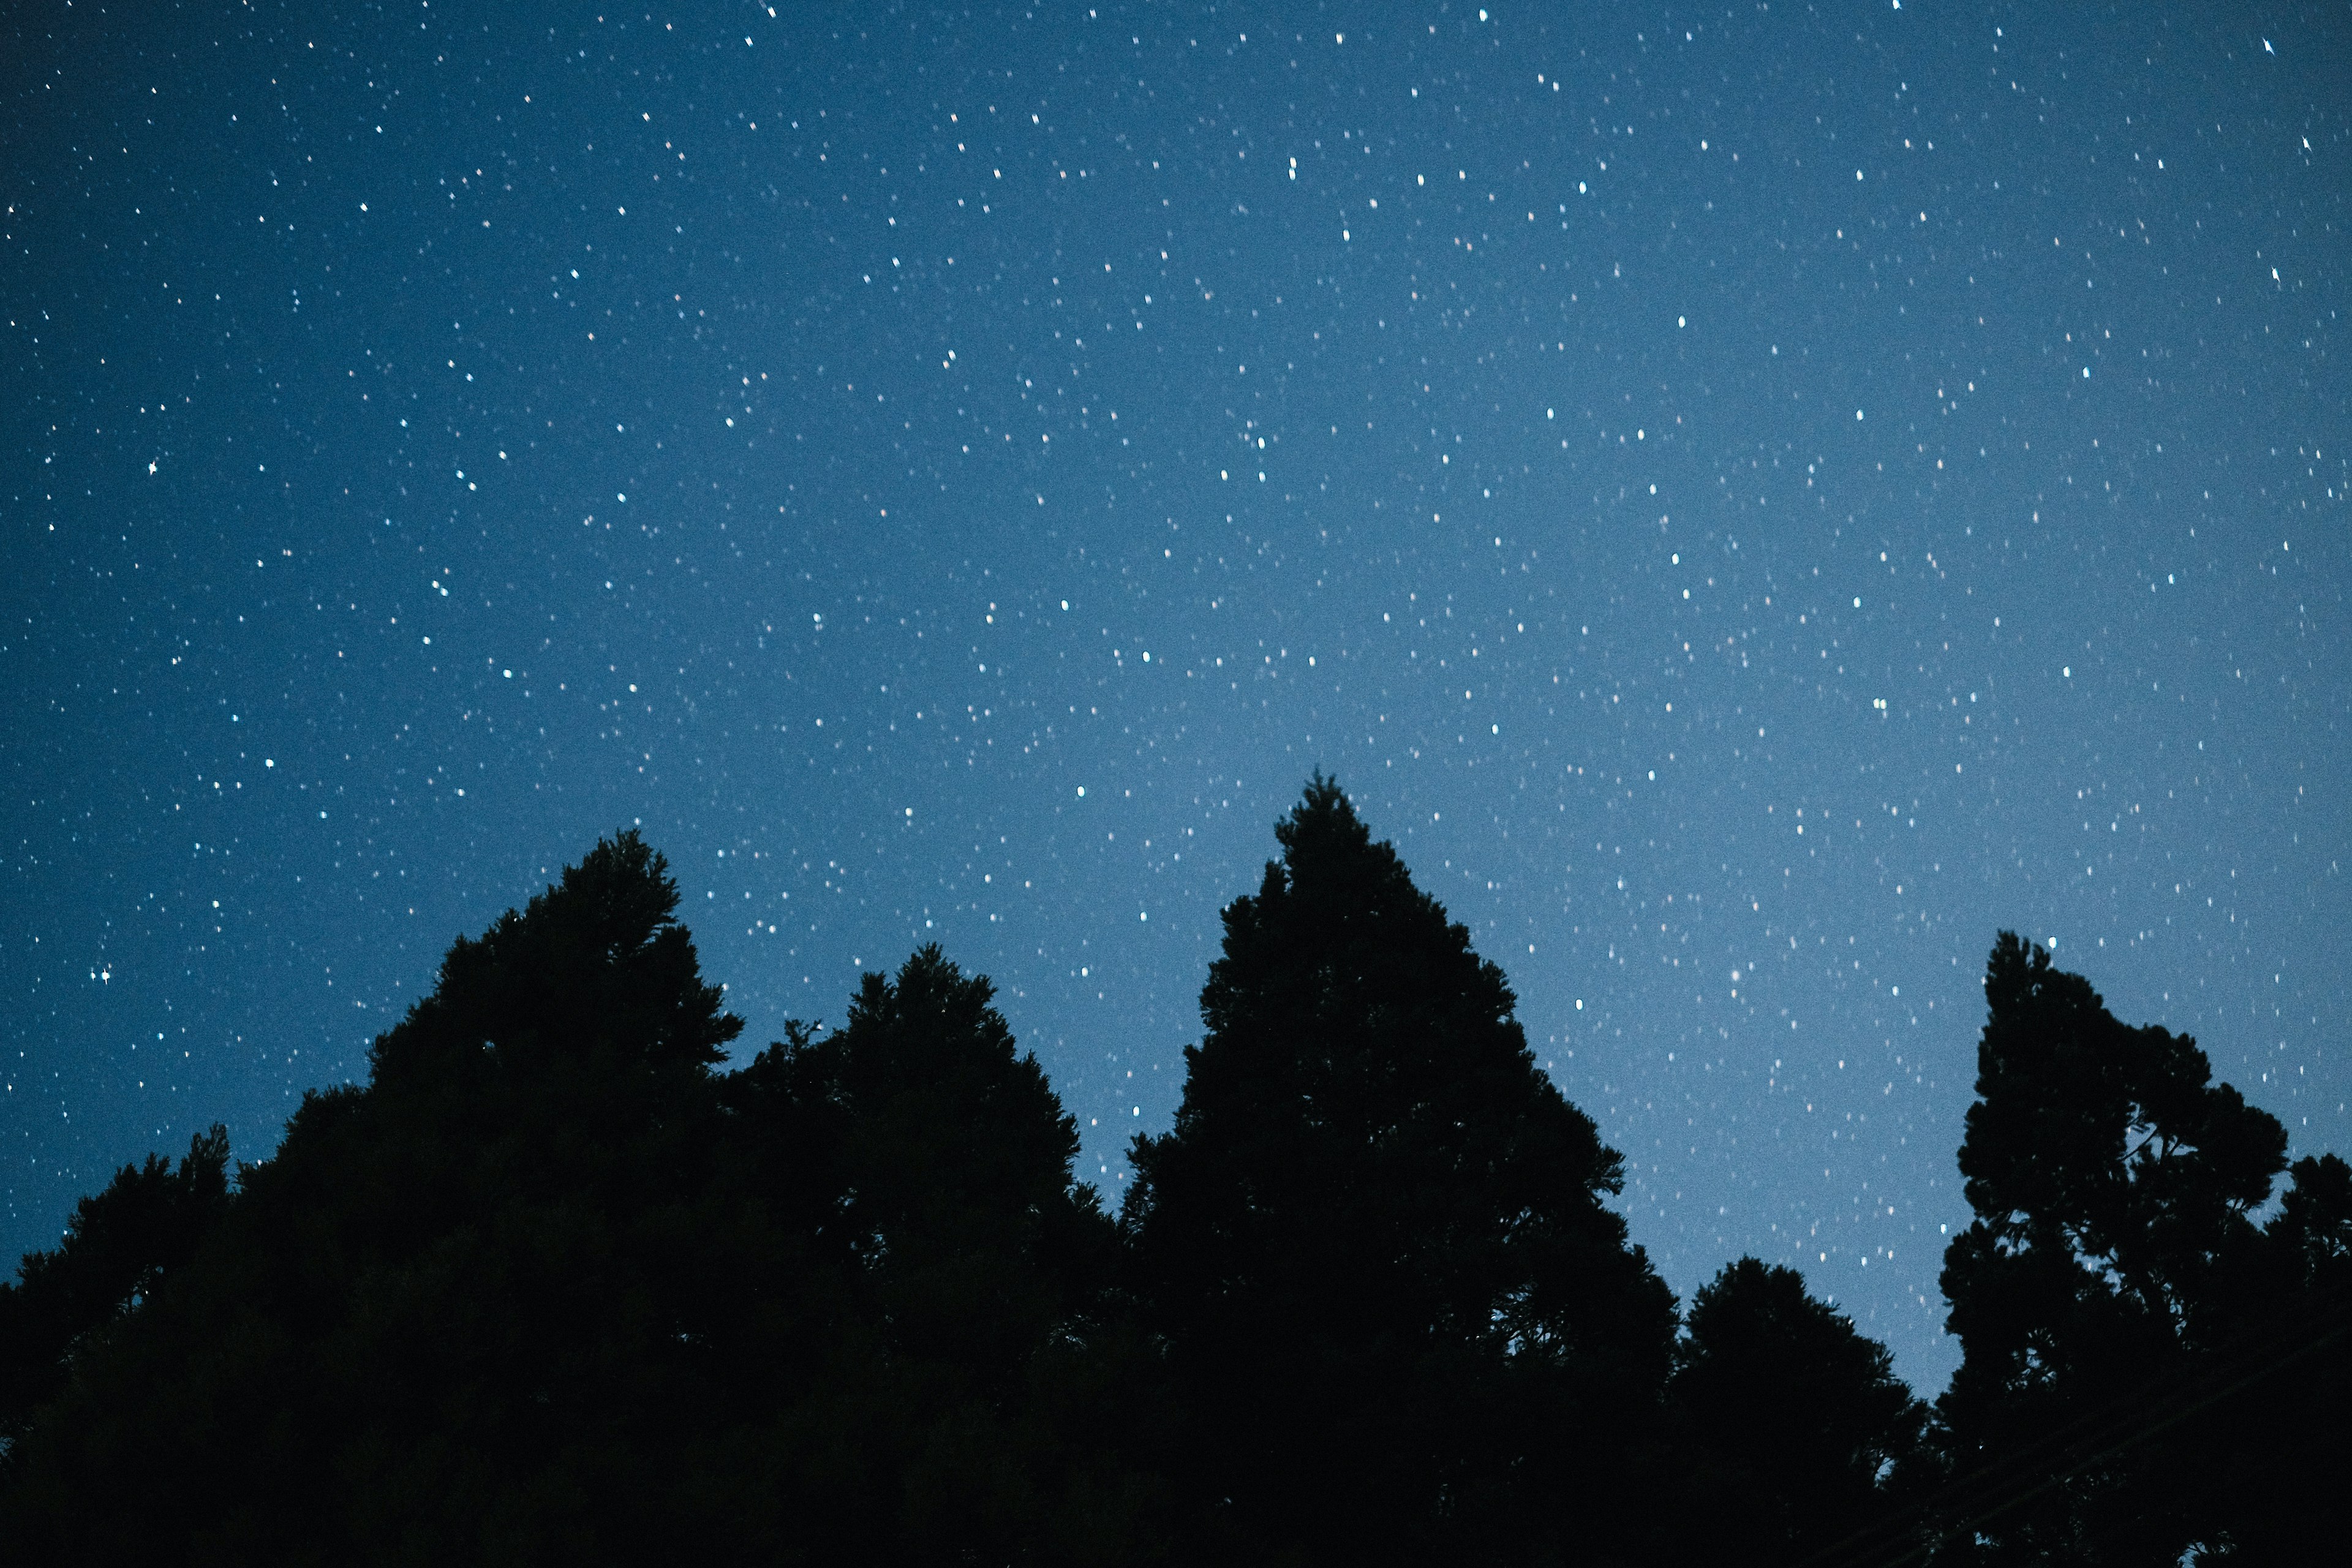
[1930,932,2307,1563]
[1123,777,1674,1566]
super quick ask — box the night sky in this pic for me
[7,1,2346,1391]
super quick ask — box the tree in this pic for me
[0,839,1171,1566]
[0,833,754,1562]
[1930,933,2296,1563]
[0,1126,231,1449]
[1664,1257,1924,1566]
[712,946,1161,1566]
[763,945,1109,1370]
[2186,1150,2352,1561]
[1122,776,1676,1566]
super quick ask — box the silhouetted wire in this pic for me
[1789,1273,2352,1568]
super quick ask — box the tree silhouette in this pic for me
[762,945,1109,1371]
[712,946,1162,1566]
[0,832,754,1561]
[0,1125,230,1450]
[0,835,1170,1566]
[1928,932,2305,1563]
[1121,775,1675,1566]
[2204,1150,2352,1559]
[12,823,2348,1564]
[1664,1257,1924,1566]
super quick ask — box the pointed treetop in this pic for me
[373,829,741,1086]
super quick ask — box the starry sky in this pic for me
[6,0,2345,1390]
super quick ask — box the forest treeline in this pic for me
[2,779,2345,1565]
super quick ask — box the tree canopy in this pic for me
[1,796,2340,1564]
[1927,932,2351,1564]
[1122,774,1675,1564]
[1667,1256,1926,1566]
[0,834,1159,1566]
[0,1125,230,1452]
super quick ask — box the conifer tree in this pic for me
[712,946,1153,1565]
[0,832,747,1561]
[1931,933,2293,1562]
[1665,1256,1923,1566]
[1123,776,1674,1566]
[0,1126,231,1449]
[766,944,1107,1368]
[0,837,1170,1566]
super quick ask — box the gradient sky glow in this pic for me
[7,1,2346,1390]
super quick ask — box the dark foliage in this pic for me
[1664,1257,1925,1566]
[2,801,2340,1565]
[1925,932,2347,1564]
[706,947,1164,1567]
[0,1126,231,1447]
[1121,775,1678,1566]
[0,834,1161,1566]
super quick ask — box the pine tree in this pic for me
[766,944,1107,1370]
[1930,933,2291,1563]
[713,946,1154,1566]
[1665,1257,1923,1566]
[0,1126,232,1449]
[1123,776,1675,1566]
[0,834,746,1561]
[0,839,1172,1566]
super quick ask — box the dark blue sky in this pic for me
[6,0,2345,1390]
